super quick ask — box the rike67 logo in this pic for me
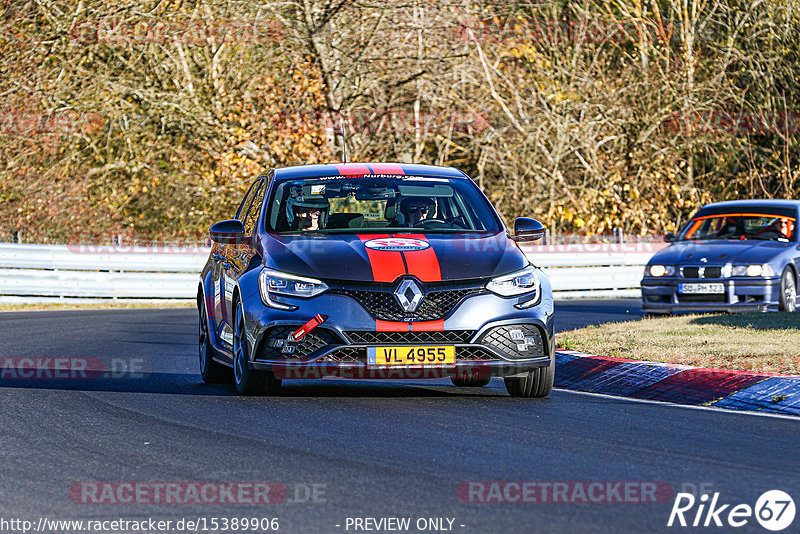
[668,490,795,531]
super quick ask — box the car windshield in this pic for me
[680,213,796,241]
[265,176,502,234]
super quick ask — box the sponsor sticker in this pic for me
[363,238,429,252]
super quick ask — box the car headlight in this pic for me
[258,268,329,308]
[486,266,540,297]
[647,265,675,277]
[732,264,775,277]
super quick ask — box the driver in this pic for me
[399,197,435,226]
[779,218,794,239]
[286,196,329,231]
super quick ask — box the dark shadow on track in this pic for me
[0,373,515,398]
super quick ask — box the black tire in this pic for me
[233,300,271,395]
[199,300,231,383]
[779,267,797,312]
[450,375,491,387]
[504,357,555,398]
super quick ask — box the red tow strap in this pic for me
[290,314,328,342]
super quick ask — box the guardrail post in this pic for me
[543,229,551,246]
[613,227,624,245]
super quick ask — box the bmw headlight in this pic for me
[732,264,775,277]
[259,268,329,309]
[486,266,540,297]
[646,265,675,277]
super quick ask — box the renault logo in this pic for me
[394,279,424,313]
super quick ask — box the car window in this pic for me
[243,180,266,235]
[682,213,796,241]
[235,179,259,221]
[264,176,502,234]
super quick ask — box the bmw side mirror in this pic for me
[209,219,247,244]
[512,218,546,242]
[664,232,676,243]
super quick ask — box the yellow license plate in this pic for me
[367,346,455,366]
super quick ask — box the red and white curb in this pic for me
[555,350,800,416]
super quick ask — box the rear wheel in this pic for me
[779,267,797,312]
[199,301,230,383]
[504,359,554,398]
[450,375,491,387]
[233,300,274,395]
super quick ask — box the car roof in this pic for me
[272,163,469,181]
[702,199,800,209]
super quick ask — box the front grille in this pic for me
[682,266,722,279]
[318,347,365,363]
[480,325,544,360]
[331,286,486,321]
[344,330,477,344]
[456,346,502,361]
[256,326,341,360]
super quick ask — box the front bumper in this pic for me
[240,277,555,379]
[641,276,782,313]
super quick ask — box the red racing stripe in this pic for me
[368,163,405,175]
[398,234,441,283]
[334,163,371,176]
[376,320,411,332]
[358,234,406,283]
[410,320,445,332]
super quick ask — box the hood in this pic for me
[650,240,791,265]
[261,232,528,283]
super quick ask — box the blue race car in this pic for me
[642,199,800,314]
[197,163,555,397]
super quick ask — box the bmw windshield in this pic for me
[679,212,797,242]
[265,176,503,234]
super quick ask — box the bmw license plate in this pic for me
[367,346,455,366]
[678,283,725,294]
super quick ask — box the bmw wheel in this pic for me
[199,300,230,383]
[779,267,797,312]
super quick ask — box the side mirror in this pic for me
[664,232,676,243]
[512,217,546,242]
[210,219,247,244]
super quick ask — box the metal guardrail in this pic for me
[0,242,664,301]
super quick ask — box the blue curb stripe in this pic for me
[570,361,685,396]
[555,357,624,390]
[713,377,800,415]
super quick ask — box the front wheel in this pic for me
[779,267,797,312]
[504,362,554,398]
[199,301,231,383]
[233,301,278,395]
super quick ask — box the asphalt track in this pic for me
[0,300,797,534]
